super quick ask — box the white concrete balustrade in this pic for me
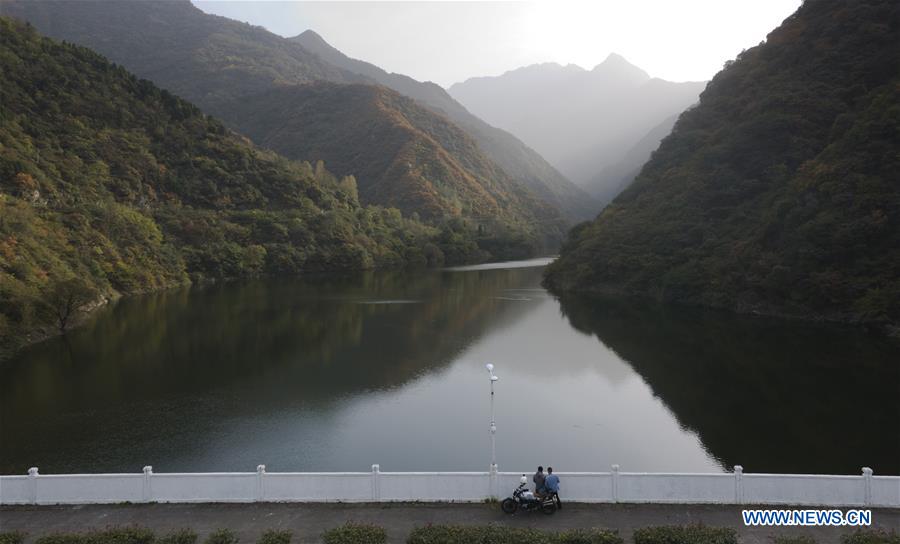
[1,465,897,507]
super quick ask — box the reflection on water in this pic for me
[1,262,897,475]
[555,295,900,475]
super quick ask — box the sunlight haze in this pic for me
[192,0,803,86]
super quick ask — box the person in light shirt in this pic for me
[544,466,561,509]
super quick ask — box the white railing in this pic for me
[1,464,897,507]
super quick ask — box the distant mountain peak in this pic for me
[292,28,340,54]
[294,29,326,43]
[593,53,650,80]
[296,28,321,38]
[601,52,628,64]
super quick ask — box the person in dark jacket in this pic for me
[533,466,546,495]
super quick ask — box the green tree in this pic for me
[42,277,99,333]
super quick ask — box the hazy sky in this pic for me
[192,1,802,87]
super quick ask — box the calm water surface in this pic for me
[2,259,898,475]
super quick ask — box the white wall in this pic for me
[1,465,897,507]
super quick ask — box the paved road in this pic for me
[1,503,898,543]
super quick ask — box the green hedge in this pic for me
[406,525,622,544]
[203,530,237,544]
[841,531,900,544]
[0,533,27,544]
[322,524,386,544]
[257,531,292,544]
[774,537,816,544]
[158,530,198,544]
[632,525,737,544]
[556,529,624,544]
[36,528,156,544]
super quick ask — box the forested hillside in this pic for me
[0,19,483,356]
[545,0,900,332]
[0,0,576,242]
[292,30,598,221]
[0,0,363,109]
[589,113,680,206]
[222,82,563,250]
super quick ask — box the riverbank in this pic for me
[3,503,898,544]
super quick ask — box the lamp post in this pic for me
[486,363,499,470]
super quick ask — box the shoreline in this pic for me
[6,258,897,363]
[544,282,900,341]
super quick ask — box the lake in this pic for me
[2,259,898,476]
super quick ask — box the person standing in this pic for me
[544,466,561,509]
[533,466,546,495]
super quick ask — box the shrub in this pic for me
[556,529,623,544]
[95,528,156,544]
[0,533,27,544]
[257,531,292,544]
[204,530,238,544]
[632,525,737,544]
[158,530,198,544]
[35,528,156,544]
[322,524,386,544]
[407,525,548,544]
[35,536,86,544]
[406,525,623,544]
[407,525,619,544]
[841,530,900,544]
[774,537,816,544]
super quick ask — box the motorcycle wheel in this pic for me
[541,500,557,515]
[501,498,518,514]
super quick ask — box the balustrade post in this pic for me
[862,467,873,506]
[371,464,380,501]
[27,467,38,505]
[489,464,499,500]
[142,466,153,503]
[611,464,619,503]
[256,465,266,502]
[734,465,743,504]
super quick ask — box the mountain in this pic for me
[0,18,483,356]
[222,81,561,246]
[544,0,900,332]
[0,1,579,243]
[0,0,364,108]
[291,30,598,221]
[589,113,680,204]
[449,56,706,191]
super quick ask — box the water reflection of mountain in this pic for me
[556,295,900,475]
[0,267,545,473]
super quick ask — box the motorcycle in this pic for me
[500,475,557,515]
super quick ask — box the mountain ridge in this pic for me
[448,55,706,197]
[0,0,577,244]
[0,17,489,357]
[544,0,900,332]
[290,29,599,221]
